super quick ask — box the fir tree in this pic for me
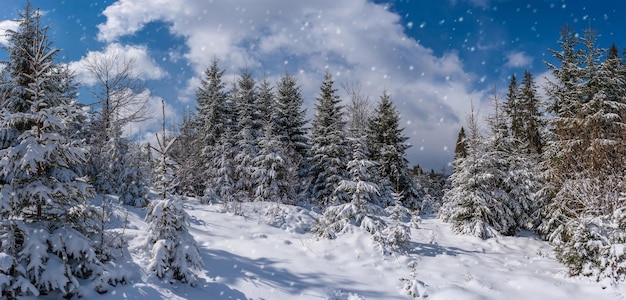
[540,27,626,280]
[366,91,420,209]
[274,72,309,183]
[118,141,150,206]
[171,109,204,196]
[308,71,349,207]
[196,57,229,147]
[312,137,386,239]
[253,119,297,204]
[453,127,468,160]
[440,99,515,238]
[145,196,203,285]
[517,70,544,154]
[0,5,102,296]
[195,58,230,196]
[233,69,261,202]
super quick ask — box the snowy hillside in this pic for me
[20,200,625,300]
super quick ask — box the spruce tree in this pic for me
[0,5,102,296]
[308,71,349,207]
[312,137,385,239]
[517,70,544,154]
[453,127,468,161]
[195,58,230,196]
[274,72,310,183]
[540,26,626,280]
[233,69,261,202]
[145,196,203,285]
[196,57,229,147]
[252,119,297,204]
[366,91,420,209]
[171,109,204,196]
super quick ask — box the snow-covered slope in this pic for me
[31,200,626,299]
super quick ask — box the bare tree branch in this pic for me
[82,48,152,140]
[341,80,372,139]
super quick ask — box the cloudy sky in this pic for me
[1,0,625,171]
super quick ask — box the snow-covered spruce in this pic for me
[307,71,350,207]
[366,91,421,210]
[0,5,109,297]
[440,93,538,239]
[252,118,298,204]
[312,137,411,250]
[145,196,203,285]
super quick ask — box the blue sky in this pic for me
[1,0,625,171]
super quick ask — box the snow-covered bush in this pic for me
[550,178,626,282]
[380,192,417,251]
[0,221,105,298]
[312,137,414,251]
[145,196,203,285]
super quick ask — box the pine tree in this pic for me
[453,127,468,160]
[274,72,309,183]
[152,136,178,200]
[151,100,178,200]
[171,109,204,196]
[0,5,101,296]
[196,57,229,147]
[118,141,150,206]
[366,91,421,209]
[233,69,261,202]
[504,74,522,140]
[211,126,237,210]
[308,71,349,207]
[517,70,544,154]
[540,26,626,280]
[441,97,514,238]
[257,76,275,131]
[312,137,386,239]
[252,120,297,204]
[145,196,203,285]
[195,58,230,196]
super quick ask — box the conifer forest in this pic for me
[1,2,626,299]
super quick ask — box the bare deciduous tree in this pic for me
[342,81,373,139]
[83,48,152,141]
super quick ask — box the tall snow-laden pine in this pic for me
[313,137,385,239]
[440,100,508,238]
[442,90,540,239]
[233,69,262,202]
[194,58,230,196]
[366,91,420,209]
[196,58,230,148]
[517,70,544,155]
[540,26,626,280]
[253,119,297,204]
[0,5,102,297]
[308,71,349,207]
[274,72,309,187]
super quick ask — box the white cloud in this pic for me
[505,51,533,68]
[96,0,487,170]
[0,20,19,47]
[69,43,167,86]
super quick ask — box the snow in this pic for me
[20,200,626,299]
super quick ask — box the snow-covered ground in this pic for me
[31,200,626,299]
